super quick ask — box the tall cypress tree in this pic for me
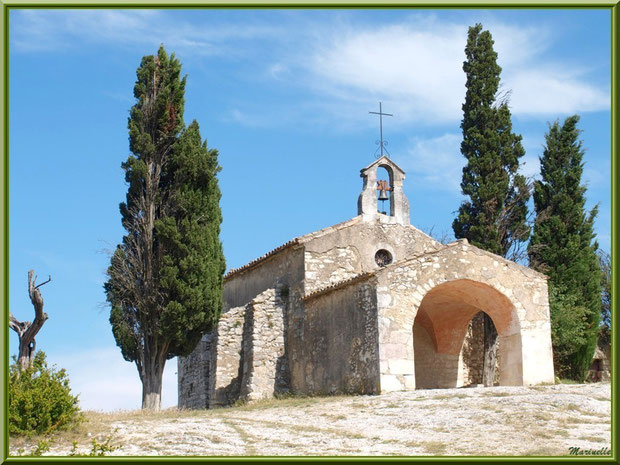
[105,46,225,410]
[528,115,600,380]
[452,24,530,386]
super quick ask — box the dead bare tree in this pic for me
[9,270,51,371]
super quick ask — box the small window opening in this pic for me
[375,249,393,267]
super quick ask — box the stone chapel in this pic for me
[178,155,555,409]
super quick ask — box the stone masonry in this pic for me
[179,156,555,408]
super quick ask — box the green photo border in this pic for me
[0,1,617,462]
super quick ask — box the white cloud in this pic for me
[507,70,610,116]
[10,11,610,127]
[308,23,466,125]
[304,19,609,124]
[52,347,177,411]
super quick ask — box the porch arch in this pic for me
[412,279,522,388]
[375,241,554,392]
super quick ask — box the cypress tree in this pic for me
[528,115,600,380]
[452,24,530,386]
[105,46,225,409]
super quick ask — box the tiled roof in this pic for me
[223,216,362,280]
[224,238,300,280]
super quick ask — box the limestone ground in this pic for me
[10,383,612,457]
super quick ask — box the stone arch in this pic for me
[412,279,520,388]
[375,242,554,392]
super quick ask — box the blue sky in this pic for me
[8,8,611,410]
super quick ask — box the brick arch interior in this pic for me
[412,279,522,389]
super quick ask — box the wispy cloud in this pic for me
[11,10,282,56]
[397,133,463,193]
[398,131,539,194]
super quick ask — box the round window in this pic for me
[375,249,393,267]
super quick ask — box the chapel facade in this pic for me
[178,156,555,408]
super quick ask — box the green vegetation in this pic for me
[15,439,51,457]
[9,352,82,436]
[528,115,601,381]
[69,432,119,457]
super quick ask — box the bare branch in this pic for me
[9,312,27,336]
[34,275,52,289]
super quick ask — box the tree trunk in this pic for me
[140,343,168,410]
[17,338,35,372]
[482,313,498,387]
[9,270,50,372]
[142,372,163,410]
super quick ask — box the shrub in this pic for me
[9,351,82,436]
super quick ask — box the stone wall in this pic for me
[179,287,290,408]
[459,312,485,386]
[413,323,439,388]
[587,343,611,382]
[211,305,246,407]
[304,247,361,294]
[239,287,288,402]
[458,312,502,386]
[302,220,441,295]
[412,321,462,389]
[224,246,304,309]
[178,331,215,409]
[291,278,380,395]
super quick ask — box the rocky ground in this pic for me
[10,383,612,457]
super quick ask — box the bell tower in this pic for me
[358,155,410,225]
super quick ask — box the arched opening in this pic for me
[376,166,393,216]
[412,279,520,389]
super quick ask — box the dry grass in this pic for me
[432,393,468,400]
[423,441,448,455]
[481,391,512,397]
[9,412,121,454]
[533,412,554,423]
[577,436,609,443]
[9,383,611,457]
[524,446,567,456]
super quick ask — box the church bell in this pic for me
[377,180,390,201]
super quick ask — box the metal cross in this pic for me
[369,102,393,158]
